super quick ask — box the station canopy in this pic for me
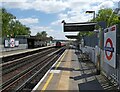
[63,22,97,32]
[65,35,78,39]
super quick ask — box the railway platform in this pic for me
[32,49,116,91]
[0,46,53,58]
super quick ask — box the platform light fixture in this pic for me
[86,11,95,21]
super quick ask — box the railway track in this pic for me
[1,47,66,92]
[2,46,54,63]
[2,48,56,76]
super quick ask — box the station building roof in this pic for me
[63,22,97,32]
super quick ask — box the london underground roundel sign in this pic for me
[104,25,116,68]
[104,38,114,61]
[10,38,15,47]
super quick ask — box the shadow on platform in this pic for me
[74,67,96,71]
[52,67,74,71]
[70,73,97,81]
[78,80,104,90]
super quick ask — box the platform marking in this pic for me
[57,50,72,90]
[32,50,68,92]
[49,70,61,73]
[40,50,68,91]
[1,46,53,58]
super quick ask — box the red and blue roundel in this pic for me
[104,38,114,61]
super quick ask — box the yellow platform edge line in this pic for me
[40,50,68,92]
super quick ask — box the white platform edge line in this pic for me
[31,50,67,91]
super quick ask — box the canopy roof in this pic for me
[63,22,97,32]
[65,35,78,39]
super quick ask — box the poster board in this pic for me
[4,40,9,47]
[15,40,19,47]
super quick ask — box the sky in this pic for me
[1,0,119,40]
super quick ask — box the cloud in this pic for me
[51,0,118,26]
[98,1,114,9]
[2,0,119,40]
[18,17,39,25]
[2,2,32,10]
[1,0,28,2]
[3,0,118,14]
[30,26,54,35]
[32,0,68,13]
[51,11,93,26]
[30,25,67,40]
[3,0,118,22]
[3,0,68,13]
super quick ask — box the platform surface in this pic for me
[32,49,116,91]
[0,46,53,58]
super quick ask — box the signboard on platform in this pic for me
[15,40,19,47]
[63,22,96,32]
[104,25,116,68]
[5,40,9,47]
[4,38,19,48]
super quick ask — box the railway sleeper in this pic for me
[1,48,65,91]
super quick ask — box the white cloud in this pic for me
[32,0,69,13]
[51,11,93,26]
[31,26,67,40]
[3,0,118,23]
[98,1,114,9]
[1,0,28,2]
[3,0,68,13]
[51,0,118,26]
[2,2,32,10]
[3,0,118,13]
[30,25,67,40]
[19,17,39,25]
[30,26,54,36]
[2,0,119,39]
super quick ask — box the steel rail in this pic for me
[2,46,54,63]
[17,48,65,91]
[2,48,56,75]
[1,47,65,91]
[1,48,57,87]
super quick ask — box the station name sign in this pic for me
[104,46,114,52]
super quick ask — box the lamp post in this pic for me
[86,11,95,21]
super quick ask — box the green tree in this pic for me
[93,8,120,27]
[36,32,42,37]
[36,31,47,38]
[36,31,53,41]
[77,8,120,38]
[41,31,47,38]
[49,36,53,41]
[1,8,31,37]
[2,8,15,37]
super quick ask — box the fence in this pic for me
[83,33,99,47]
[81,24,120,88]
